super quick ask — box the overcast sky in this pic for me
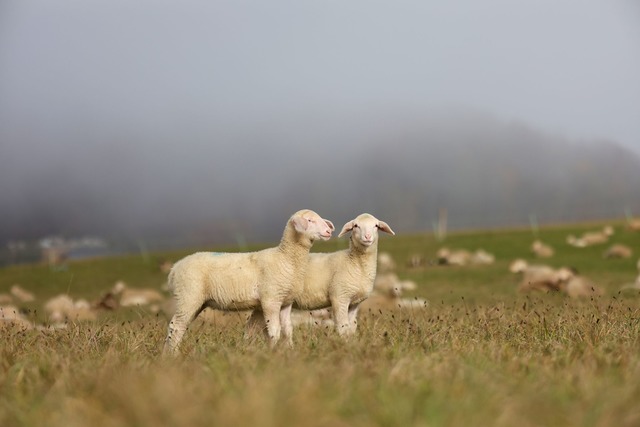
[1,0,639,152]
[1,1,640,247]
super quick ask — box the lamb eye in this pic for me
[353,224,358,228]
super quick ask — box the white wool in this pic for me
[163,209,334,355]
[246,213,395,338]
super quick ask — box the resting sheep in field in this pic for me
[531,240,554,258]
[163,209,334,355]
[566,226,613,248]
[509,259,573,294]
[111,281,165,307]
[246,213,395,338]
[44,294,96,322]
[602,244,633,259]
[560,276,604,298]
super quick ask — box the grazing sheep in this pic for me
[111,281,165,307]
[531,240,554,258]
[603,244,633,259]
[246,213,395,338]
[10,284,35,303]
[164,209,334,355]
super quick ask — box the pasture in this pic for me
[1,221,640,427]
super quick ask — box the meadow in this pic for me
[1,221,640,427]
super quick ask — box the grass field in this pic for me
[1,221,640,427]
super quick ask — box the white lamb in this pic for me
[163,209,334,355]
[246,213,395,338]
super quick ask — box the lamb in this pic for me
[246,213,395,338]
[163,209,334,355]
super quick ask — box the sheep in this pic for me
[377,251,397,274]
[437,248,494,266]
[406,254,425,269]
[531,240,554,258]
[560,276,604,298]
[245,213,395,338]
[509,259,573,294]
[627,218,640,232]
[10,284,35,303]
[469,249,495,265]
[111,281,165,307]
[374,272,417,298]
[603,244,633,259]
[436,247,471,266]
[360,293,430,312]
[44,294,97,322]
[566,226,613,248]
[163,209,334,355]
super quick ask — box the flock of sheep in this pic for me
[1,211,638,355]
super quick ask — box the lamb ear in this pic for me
[377,221,395,235]
[338,220,354,237]
[324,219,335,231]
[291,216,308,233]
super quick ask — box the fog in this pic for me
[1,1,639,253]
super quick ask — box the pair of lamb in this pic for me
[163,209,395,355]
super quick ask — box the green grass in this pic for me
[1,221,639,427]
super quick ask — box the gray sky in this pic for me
[1,0,639,151]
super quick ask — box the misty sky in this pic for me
[1,1,639,149]
[1,1,639,245]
